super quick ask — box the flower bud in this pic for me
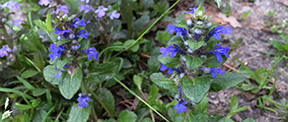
[57,36,62,41]
[69,34,75,39]
[194,28,202,35]
[1,18,7,23]
[206,23,212,28]
[72,40,77,44]
[186,19,193,27]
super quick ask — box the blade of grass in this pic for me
[114,78,170,122]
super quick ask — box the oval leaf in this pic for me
[117,110,137,122]
[150,72,178,90]
[182,77,210,103]
[59,69,83,99]
[210,72,246,91]
[67,104,91,122]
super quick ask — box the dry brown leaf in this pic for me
[217,13,242,28]
[275,0,288,6]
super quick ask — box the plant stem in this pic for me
[110,0,181,59]
[114,78,170,122]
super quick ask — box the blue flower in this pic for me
[167,24,188,38]
[76,30,89,39]
[55,26,72,38]
[77,93,91,107]
[0,1,19,10]
[160,44,183,57]
[187,6,206,14]
[160,63,181,74]
[49,44,65,61]
[210,68,225,79]
[71,18,86,28]
[174,99,187,113]
[109,10,120,20]
[38,0,51,6]
[178,87,183,94]
[72,44,81,51]
[55,71,62,77]
[56,5,69,14]
[208,44,230,62]
[83,47,99,61]
[0,45,12,57]
[207,25,232,40]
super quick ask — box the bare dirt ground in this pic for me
[176,0,288,121]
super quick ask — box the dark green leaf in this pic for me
[124,40,139,52]
[186,56,205,69]
[133,75,142,90]
[117,110,137,122]
[182,77,210,103]
[205,53,227,67]
[270,40,288,51]
[243,118,256,122]
[59,69,83,99]
[21,69,39,78]
[194,96,209,113]
[167,35,184,47]
[148,56,161,72]
[188,40,204,51]
[43,65,64,85]
[158,55,180,68]
[16,76,35,90]
[230,95,238,111]
[120,0,134,37]
[96,88,115,116]
[67,104,91,122]
[134,14,150,32]
[211,72,246,91]
[87,62,118,84]
[157,30,171,44]
[150,72,178,90]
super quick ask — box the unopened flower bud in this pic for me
[1,18,7,23]
[84,69,89,73]
[186,19,193,27]
[201,67,210,73]
[195,28,202,35]
[72,40,77,44]
[57,36,62,40]
[196,21,203,25]
[206,23,212,28]
[69,34,75,39]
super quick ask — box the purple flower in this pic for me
[83,47,99,61]
[208,44,230,62]
[55,71,62,77]
[76,29,89,39]
[0,1,19,10]
[80,5,92,13]
[207,25,232,40]
[0,45,12,57]
[12,19,25,27]
[109,10,120,20]
[178,87,183,94]
[77,93,91,107]
[167,24,188,38]
[38,0,51,6]
[80,0,90,4]
[187,6,206,14]
[160,63,181,74]
[204,67,225,79]
[71,18,86,28]
[174,99,187,113]
[56,5,69,15]
[160,44,182,58]
[95,6,108,18]
[55,26,72,38]
[49,44,65,61]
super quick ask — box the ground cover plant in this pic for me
[1,0,288,122]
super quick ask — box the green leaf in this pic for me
[142,118,153,122]
[120,0,134,37]
[43,65,64,85]
[241,11,251,19]
[205,53,227,67]
[147,84,159,104]
[227,106,248,118]
[158,55,180,68]
[194,96,209,113]
[124,40,139,52]
[134,14,150,32]
[270,40,288,51]
[33,20,48,32]
[157,30,171,44]
[210,72,246,91]
[96,88,115,116]
[186,56,205,69]
[230,95,238,111]
[117,110,137,122]
[188,40,204,51]
[46,12,52,32]
[150,73,178,90]
[87,62,118,84]
[32,88,46,97]
[59,69,83,99]
[148,56,161,72]
[33,110,50,122]
[56,40,71,47]
[182,77,210,103]
[16,76,36,90]
[21,69,39,78]
[133,75,142,90]
[167,108,186,122]
[167,35,184,47]
[67,104,91,122]
[243,118,256,122]
[195,4,206,17]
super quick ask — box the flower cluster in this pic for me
[158,5,232,113]
[77,93,91,107]
[79,1,120,20]
[0,1,19,10]
[0,45,12,57]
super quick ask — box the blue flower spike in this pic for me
[160,44,183,58]
[77,93,91,107]
[83,47,99,61]
[55,26,72,38]
[71,18,86,28]
[174,99,187,113]
[49,44,65,61]
[202,67,225,79]
[167,24,188,38]
[207,25,232,40]
[208,44,230,62]
[160,63,181,74]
